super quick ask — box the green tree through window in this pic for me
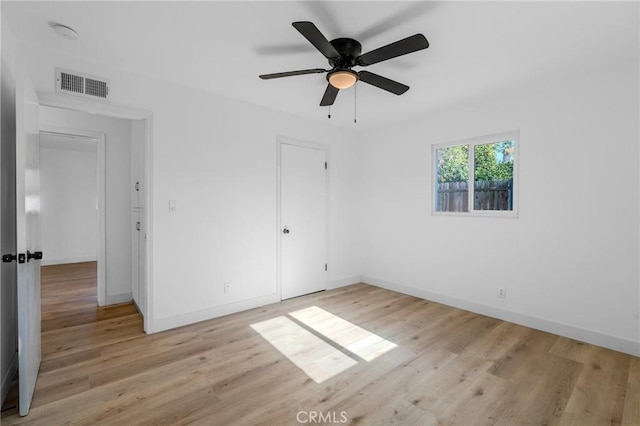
[434,134,517,215]
[436,145,468,183]
[474,141,514,181]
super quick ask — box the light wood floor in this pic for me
[2,262,639,425]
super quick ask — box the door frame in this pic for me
[39,126,106,305]
[276,136,329,301]
[37,93,154,333]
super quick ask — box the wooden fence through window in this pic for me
[436,179,513,212]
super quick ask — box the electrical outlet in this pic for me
[224,282,231,294]
[497,287,506,299]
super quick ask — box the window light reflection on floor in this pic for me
[250,306,397,383]
[289,306,397,362]
[250,316,357,383]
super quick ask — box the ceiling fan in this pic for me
[259,21,429,107]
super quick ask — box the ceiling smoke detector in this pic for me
[50,23,78,40]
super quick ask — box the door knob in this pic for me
[283,228,290,234]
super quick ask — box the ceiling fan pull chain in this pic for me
[354,82,357,124]
[328,105,331,119]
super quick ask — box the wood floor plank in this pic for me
[325,348,458,425]
[456,320,520,362]
[622,356,640,426]
[41,313,143,359]
[41,303,138,332]
[562,346,630,425]
[425,371,511,425]
[487,328,558,381]
[493,353,582,426]
[410,354,497,414]
[181,353,311,425]
[2,261,639,425]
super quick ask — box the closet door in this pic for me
[280,143,327,300]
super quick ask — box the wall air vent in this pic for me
[56,69,110,101]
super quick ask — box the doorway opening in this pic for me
[37,96,153,332]
[39,128,105,305]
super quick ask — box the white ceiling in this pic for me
[3,1,638,128]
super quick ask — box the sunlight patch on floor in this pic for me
[289,306,397,362]
[251,306,397,383]
[250,316,357,383]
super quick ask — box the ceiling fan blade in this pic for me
[320,84,339,106]
[358,71,409,95]
[357,34,429,66]
[259,68,327,79]
[292,21,341,60]
[355,3,437,41]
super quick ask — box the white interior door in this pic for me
[15,66,41,416]
[0,48,18,406]
[281,143,327,300]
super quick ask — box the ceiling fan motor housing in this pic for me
[329,38,362,68]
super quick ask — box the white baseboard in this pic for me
[150,294,281,334]
[149,277,363,334]
[1,352,18,406]
[41,256,97,266]
[362,276,640,357]
[105,292,133,306]
[132,299,145,320]
[328,275,362,290]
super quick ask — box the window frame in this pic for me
[432,130,519,218]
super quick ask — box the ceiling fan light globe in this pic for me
[328,70,357,89]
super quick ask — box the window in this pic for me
[433,131,518,216]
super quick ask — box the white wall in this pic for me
[359,63,640,355]
[40,136,97,265]
[39,107,133,303]
[144,80,362,330]
[18,42,363,332]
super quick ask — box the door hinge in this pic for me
[324,161,327,170]
[325,263,327,271]
[26,250,43,262]
[2,254,16,263]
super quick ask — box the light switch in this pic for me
[169,200,177,212]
